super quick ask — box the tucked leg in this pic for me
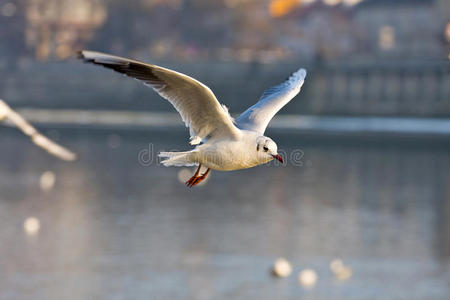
[189,168,210,187]
[186,165,210,188]
[186,164,202,187]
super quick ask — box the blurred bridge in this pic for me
[303,59,450,117]
[1,58,449,138]
[2,58,449,117]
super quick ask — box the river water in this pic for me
[0,128,449,300]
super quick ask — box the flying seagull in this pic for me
[79,50,306,187]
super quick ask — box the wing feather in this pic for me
[235,68,306,134]
[79,50,241,143]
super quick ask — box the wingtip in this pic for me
[77,50,103,62]
[288,68,306,82]
[297,68,307,78]
[77,50,91,62]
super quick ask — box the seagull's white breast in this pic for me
[196,131,272,171]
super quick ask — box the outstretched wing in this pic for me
[79,50,241,144]
[235,68,306,134]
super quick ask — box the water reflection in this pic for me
[0,129,449,299]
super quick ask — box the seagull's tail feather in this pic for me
[159,151,198,167]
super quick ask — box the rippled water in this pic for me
[0,128,449,300]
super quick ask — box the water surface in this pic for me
[0,128,449,300]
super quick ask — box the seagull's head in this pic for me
[256,136,283,164]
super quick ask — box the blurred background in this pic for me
[0,0,449,299]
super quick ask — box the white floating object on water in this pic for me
[272,257,292,278]
[23,217,40,235]
[330,258,352,281]
[177,168,193,183]
[330,259,344,273]
[336,266,352,281]
[298,268,318,287]
[40,171,55,191]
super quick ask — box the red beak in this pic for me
[272,154,283,163]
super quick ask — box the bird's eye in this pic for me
[263,146,269,152]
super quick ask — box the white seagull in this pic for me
[79,50,306,187]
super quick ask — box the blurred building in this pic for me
[25,0,107,60]
[274,0,448,61]
[353,0,446,58]
[0,0,448,63]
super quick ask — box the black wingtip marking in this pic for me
[76,51,166,87]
